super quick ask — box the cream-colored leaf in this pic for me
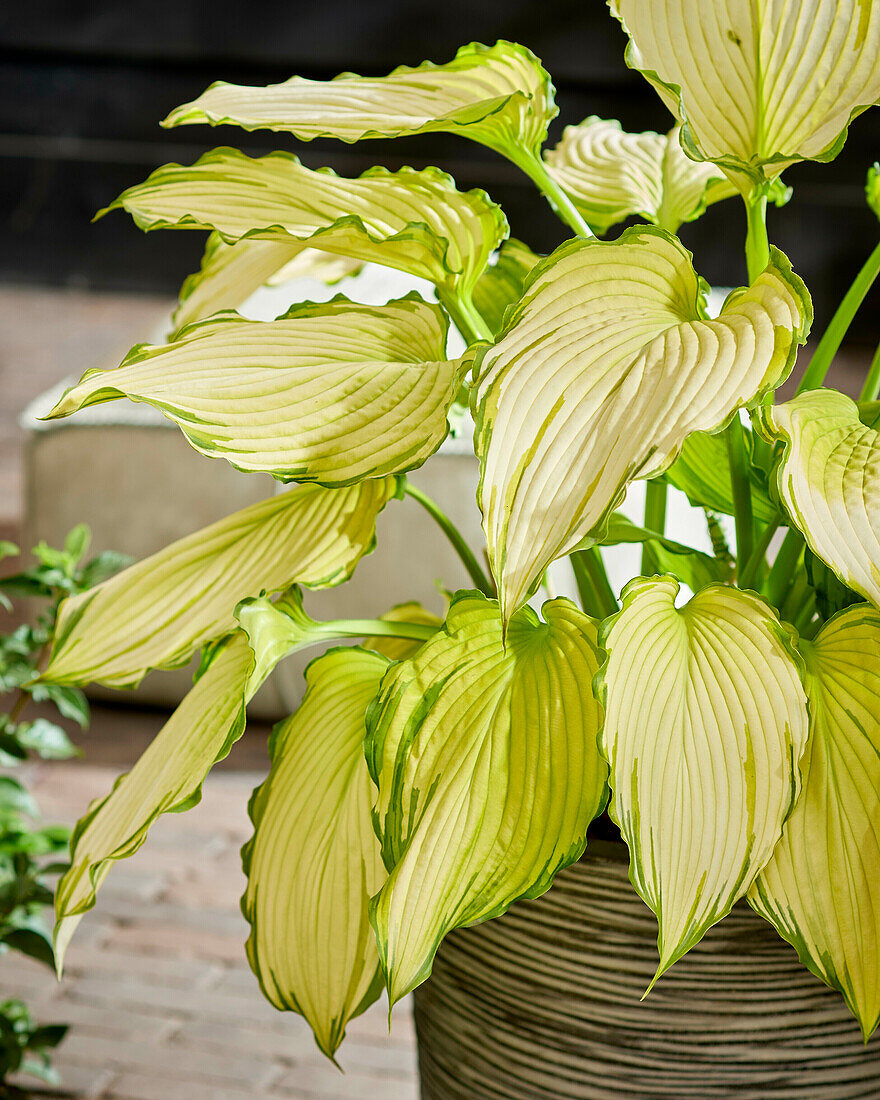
[45,298,460,484]
[163,41,554,163]
[473,227,809,621]
[750,604,880,1040]
[757,390,880,609]
[544,118,735,234]
[53,590,344,969]
[368,593,607,1003]
[243,647,389,1057]
[609,0,880,189]
[99,149,507,298]
[173,234,367,334]
[599,578,809,979]
[173,234,304,332]
[41,478,397,688]
[266,248,365,287]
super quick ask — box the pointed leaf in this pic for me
[362,602,443,662]
[749,605,880,1039]
[598,578,809,979]
[163,41,555,163]
[470,238,539,335]
[664,428,778,525]
[54,632,253,966]
[367,593,607,1003]
[473,227,810,620]
[46,298,461,484]
[544,118,735,234]
[42,478,397,688]
[757,389,880,608]
[609,0,880,189]
[173,233,365,333]
[100,149,507,298]
[173,234,303,332]
[54,596,333,967]
[243,647,389,1057]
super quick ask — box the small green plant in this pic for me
[35,0,880,1061]
[0,528,130,1093]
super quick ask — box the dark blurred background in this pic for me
[2,0,879,342]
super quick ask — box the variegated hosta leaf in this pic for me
[367,593,607,1003]
[664,429,778,526]
[46,298,461,484]
[173,231,365,330]
[266,248,364,287]
[41,478,397,688]
[363,602,443,662]
[600,512,730,592]
[54,588,345,969]
[173,234,304,333]
[544,118,735,234]
[599,578,809,980]
[473,227,810,621]
[471,238,539,336]
[172,234,364,333]
[163,41,555,164]
[609,0,880,190]
[243,647,389,1057]
[749,605,880,1039]
[99,149,507,298]
[757,390,880,608]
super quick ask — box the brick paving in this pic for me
[8,727,419,1100]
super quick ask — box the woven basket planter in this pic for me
[414,840,880,1099]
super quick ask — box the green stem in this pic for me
[321,618,437,643]
[737,514,781,592]
[745,193,770,282]
[726,417,755,572]
[763,527,804,610]
[641,481,667,575]
[516,153,595,239]
[570,548,618,619]
[798,239,880,393]
[404,483,494,597]
[440,289,494,345]
[859,336,880,401]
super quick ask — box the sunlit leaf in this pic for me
[750,604,880,1039]
[544,118,736,233]
[757,389,880,609]
[173,233,366,333]
[54,592,336,969]
[99,149,507,299]
[41,479,398,688]
[163,41,555,164]
[243,647,389,1057]
[609,0,880,190]
[599,577,809,980]
[368,593,607,1003]
[473,227,810,620]
[47,298,461,484]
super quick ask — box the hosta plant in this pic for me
[40,0,880,1057]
